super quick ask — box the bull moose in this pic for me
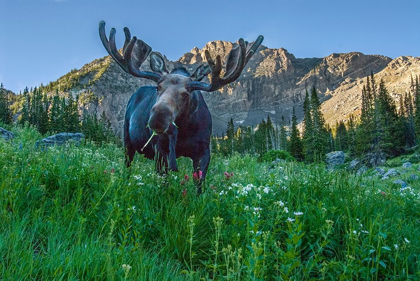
[99,21,263,193]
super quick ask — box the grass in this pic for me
[0,125,419,280]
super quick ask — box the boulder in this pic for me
[36,133,85,148]
[0,127,14,140]
[402,162,412,169]
[410,174,419,180]
[375,167,386,176]
[326,151,345,169]
[364,151,386,167]
[393,179,407,188]
[356,166,367,176]
[382,169,400,179]
[348,159,360,170]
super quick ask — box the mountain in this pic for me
[42,41,420,137]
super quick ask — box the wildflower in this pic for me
[127,206,136,212]
[361,230,369,234]
[404,237,410,243]
[182,189,187,198]
[263,187,270,194]
[284,207,289,213]
[353,230,357,234]
[184,175,190,181]
[224,171,234,180]
[219,190,226,196]
[294,211,303,216]
[111,168,115,174]
[275,201,285,207]
[193,171,202,181]
[287,217,295,222]
[122,264,132,271]
[394,244,399,250]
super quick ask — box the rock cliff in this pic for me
[45,40,420,137]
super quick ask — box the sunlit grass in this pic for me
[0,125,419,280]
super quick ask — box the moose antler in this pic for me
[99,21,161,82]
[188,35,264,92]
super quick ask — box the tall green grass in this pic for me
[0,126,419,280]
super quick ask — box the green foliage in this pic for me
[1,125,419,280]
[289,107,304,161]
[258,149,295,162]
[0,83,13,124]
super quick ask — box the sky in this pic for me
[1,0,419,94]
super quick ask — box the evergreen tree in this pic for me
[279,116,288,151]
[334,120,348,151]
[302,89,314,161]
[50,93,62,132]
[310,86,328,162]
[0,83,12,124]
[226,118,235,155]
[288,107,304,161]
[20,87,30,125]
[266,115,275,151]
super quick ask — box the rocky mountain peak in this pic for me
[41,38,420,137]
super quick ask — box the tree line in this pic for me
[213,74,420,165]
[0,85,115,143]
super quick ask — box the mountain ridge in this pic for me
[36,40,420,136]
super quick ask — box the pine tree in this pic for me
[310,86,328,162]
[334,120,348,151]
[226,118,235,155]
[266,115,275,151]
[288,107,304,161]
[279,116,288,151]
[0,83,12,124]
[19,87,30,125]
[302,89,314,161]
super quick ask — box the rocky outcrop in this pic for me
[36,133,85,147]
[0,127,14,140]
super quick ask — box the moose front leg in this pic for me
[193,147,211,194]
[167,125,178,171]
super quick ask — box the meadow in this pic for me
[0,126,419,280]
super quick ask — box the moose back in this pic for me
[99,21,263,193]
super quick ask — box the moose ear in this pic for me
[191,64,211,81]
[150,52,168,74]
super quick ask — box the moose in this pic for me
[99,21,263,193]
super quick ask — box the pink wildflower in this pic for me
[184,175,190,181]
[111,168,115,174]
[193,171,203,181]
[182,188,187,198]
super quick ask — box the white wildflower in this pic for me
[275,201,285,207]
[394,244,398,250]
[263,187,270,194]
[293,211,303,216]
[353,230,357,234]
[361,230,369,234]
[284,207,289,213]
[287,217,295,222]
[404,238,410,243]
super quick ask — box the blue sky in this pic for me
[1,0,419,93]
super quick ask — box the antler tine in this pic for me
[98,21,160,82]
[188,35,264,92]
